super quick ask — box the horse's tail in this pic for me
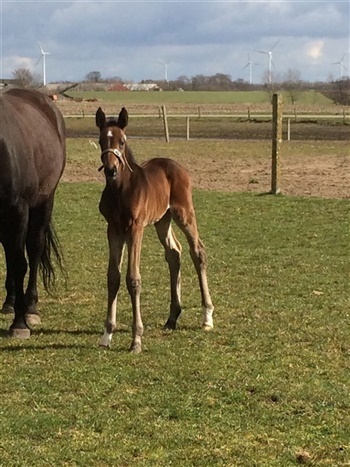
[40,221,65,292]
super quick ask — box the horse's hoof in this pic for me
[99,332,112,348]
[25,313,41,325]
[202,324,213,331]
[129,343,142,354]
[9,327,31,339]
[164,320,176,331]
[1,304,14,314]
[99,342,111,349]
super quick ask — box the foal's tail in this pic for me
[40,221,66,292]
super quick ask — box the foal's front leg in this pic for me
[100,224,125,348]
[126,225,144,353]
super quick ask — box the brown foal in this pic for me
[96,106,214,353]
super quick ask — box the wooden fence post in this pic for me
[161,105,170,143]
[186,116,190,140]
[271,93,282,194]
[287,118,291,141]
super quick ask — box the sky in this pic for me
[1,0,349,85]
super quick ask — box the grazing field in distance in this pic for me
[65,90,334,106]
[57,90,348,119]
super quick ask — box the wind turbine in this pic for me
[38,43,50,86]
[243,54,259,85]
[158,59,171,83]
[257,40,280,85]
[332,54,347,79]
[243,54,253,85]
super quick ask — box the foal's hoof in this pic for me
[25,313,41,325]
[1,303,14,314]
[99,332,112,348]
[9,327,31,339]
[129,343,142,354]
[99,342,111,349]
[202,324,213,331]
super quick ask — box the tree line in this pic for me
[9,67,350,106]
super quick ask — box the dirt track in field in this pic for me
[182,151,350,199]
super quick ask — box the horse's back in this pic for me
[0,88,66,205]
[142,157,191,188]
[142,157,193,207]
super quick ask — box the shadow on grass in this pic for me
[0,322,201,352]
[257,191,283,197]
[0,326,132,349]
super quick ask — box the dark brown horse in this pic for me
[0,88,66,338]
[96,106,214,353]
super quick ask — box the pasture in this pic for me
[65,90,333,106]
[1,130,349,464]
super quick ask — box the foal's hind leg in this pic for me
[171,206,214,330]
[155,211,182,330]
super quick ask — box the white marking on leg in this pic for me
[100,329,113,347]
[202,305,214,330]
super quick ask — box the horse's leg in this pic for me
[3,204,31,338]
[100,223,125,348]
[24,199,53,325]
[155,211,183,330]
[171,205,214,330]
[126,226,144,353]
[1,247,15,314]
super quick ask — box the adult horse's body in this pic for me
[0,87,66,338]
[96,106,214,353]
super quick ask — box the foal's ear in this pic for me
[95,107,106,129]
[117,107,128,130]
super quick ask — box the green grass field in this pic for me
[0,179,349,465]
[67,90,333,106]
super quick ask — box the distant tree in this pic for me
[261,70,281,91]
[12,68,38,88]
[174,75,191,90]
[106,76,123,82]
[282,69,303,104]
[208,73,232,90]
[85,71,102,82]
[191,75,209,91]
[232,78,251,91]
[321,79,350,105]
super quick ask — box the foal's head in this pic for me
[95,107,130,180]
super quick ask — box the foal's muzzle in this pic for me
[98,148,124,179]
[104,166,117,179]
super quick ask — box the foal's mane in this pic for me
[106,118,120,128]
